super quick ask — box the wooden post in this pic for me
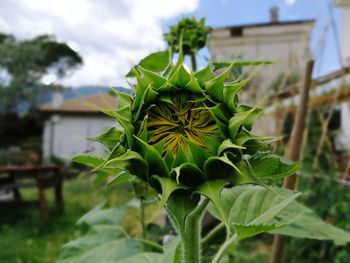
[37,171,49,217]
[10,172,22,201]
[54,167,64,212]
[270,60,314,263]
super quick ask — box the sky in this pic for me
[0,0,344,88]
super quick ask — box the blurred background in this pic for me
[0,0,349,262]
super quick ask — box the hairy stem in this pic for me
[190,52,197,71]
[140,198,147,240]
[201,222,225,245]
[135,238,164,253]
[212,234,238,263]
[180,198,209,263]
[181,214,200,263]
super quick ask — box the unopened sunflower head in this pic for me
[104,49,269,188]
[85,48,299,203]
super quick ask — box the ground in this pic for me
[0,176,134,263]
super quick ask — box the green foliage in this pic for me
[0,178,134,262]
[65,23,350,262]
[58,203,142,263]
[58,200,180,263]
[164,17,211,56]
[0,33,82,112]
[206,185,350,245]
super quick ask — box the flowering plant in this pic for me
[62,18,350,263]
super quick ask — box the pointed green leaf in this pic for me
[204,62,234,102]
[167,190,200,231]
[194,63,214,85]
[270,192,350,246]
[185,73,203,93]
[103,150,148,180]
[171,163,205,187]
[247,152,301,180]
[107,172,134,189]
[152,176,188,208]
[102,106,134,148]
[158,93,175,106]
[168,64,190,87]
[207,103,231,123]
[185,139,210,169]
[228,107,262,140]
[137,66,167,88]
[89,127,123,151]
[109,90,132,110]
[72,153,105,168]
[229,159,264,185]
[234,130,271,154]
[171,146,188,169]
[204,155,236,180]
[195,180,229,231]
[126,50,170,77]
[134,136,169,178]
[133,83,158,121]
[202,133,222,156]
[218,139,245,157]
[135,115,148,142]
[223,78,251,112]
[212,60,273,71]
[131,68,150,104]
[233,223,285,240]
[208,185,299,236]
[132,179,157,200]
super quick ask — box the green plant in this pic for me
[281,110,350,263]
[164,17,211,71]
[65,49,350,263]
[62,39,350,262]
[0,34,82,113]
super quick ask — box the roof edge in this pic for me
[215,19,316,31]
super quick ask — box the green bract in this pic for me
[75,49,299,206]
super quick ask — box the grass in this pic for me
[0,175,134,263]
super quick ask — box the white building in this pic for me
[207,8,314,102]
[335,0,350,67]
[40,88,118,161]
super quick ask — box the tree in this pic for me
[0,34,82,113]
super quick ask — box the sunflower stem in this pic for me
[190,52,197,71]
[179,198,208,263]
[140,198,147,241]
[181,212,200,263]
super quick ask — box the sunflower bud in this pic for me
[81,49,299,206]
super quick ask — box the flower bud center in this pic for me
[147,94,217,157]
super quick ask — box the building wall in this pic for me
[42,114,116,161]
[208,22,314,136]
[208,23,314,103]
[336,102,350,151]
[341,8,350,67]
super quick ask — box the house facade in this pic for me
[207,9,314,103]
[40,88,118,161]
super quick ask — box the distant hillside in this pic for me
[39,86,131,105]
[2,86,131,114]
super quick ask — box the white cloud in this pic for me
[285,0,296,6]
[0,0,199,87]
